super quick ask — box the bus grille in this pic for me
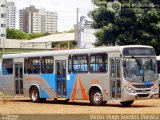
[136,89,150,92]
[133,84,153,88]
[137,94,150,97]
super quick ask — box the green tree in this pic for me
[7,28,51,40]
[67,29,75,33]
[7,28,29,39]
[89,0,160,55]
[28,32,46,40]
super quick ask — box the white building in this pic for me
[0,0,6,49]
[19,5,58,34]
[20,33,75,49]
[6,1,16,29]
[79,28,97,48]
[76,16,97,48]
[80,16,93,28]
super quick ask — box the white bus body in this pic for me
[1,45,159,106]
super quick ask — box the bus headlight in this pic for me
[151,84,159,92]
[124,85,135,93]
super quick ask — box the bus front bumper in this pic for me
[121,90,159,101]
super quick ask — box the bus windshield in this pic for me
[157,60,160,74]
[123,57,158,82]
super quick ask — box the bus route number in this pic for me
[91,79,99,84]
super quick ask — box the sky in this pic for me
[9,0,94,32]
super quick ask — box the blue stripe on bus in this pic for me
[40,74,56,98]
[40,74,77,99]
[40,88,49,98]
[40,74,56,89]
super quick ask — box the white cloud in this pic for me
[10,0,94,32]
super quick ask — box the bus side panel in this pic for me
[40,74,56,98]
[67,73,111,101]
[23,74,56,99]
[66,74,77,99]
[1,75,15,96]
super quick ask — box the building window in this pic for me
[72,55,88,73]
[1,34,6,37]
[1,4,6,7]
[90,53,108,73]
[1,24,6,27]
[2,59,13,75]
[41,56,54,74]
[1,13,6,18]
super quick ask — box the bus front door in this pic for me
[56,60,67,98]
[14,63,23,95]
[110,58,121,100]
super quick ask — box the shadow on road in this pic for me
[1,98,156,108]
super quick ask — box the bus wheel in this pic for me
[120,100,134,106]
[30,87,41,103]
[90,89,106,106]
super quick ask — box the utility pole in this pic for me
[75,8,79,48]
[76,8,79,25]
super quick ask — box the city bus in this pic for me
[157,56,160,75]
[156,56,160,97]
[0,45,159,106]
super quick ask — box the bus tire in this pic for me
[90,89,106,106]
[30,87,41,103]
[120,100,134,106]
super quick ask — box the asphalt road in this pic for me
[0,97,160,114]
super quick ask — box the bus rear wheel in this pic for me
[30,87,41,103]
[120,100,134,106]
[90,89,106,106]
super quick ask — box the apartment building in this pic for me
[19,5,57,33]
[6,1,16,29]
[0,0,6,48]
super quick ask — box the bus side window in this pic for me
[41,56,54,74]
[24,58,28,74]
[27,57,40,74]
[32,58,40,74]
[90,53,108,73]
[68,55,72,73]
[2,59,13,75]
[27,58,33,74]
[72,55,88,73]
[157,61,160,74]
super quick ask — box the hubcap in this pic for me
[93,91,102,103]
[32,90,38,101]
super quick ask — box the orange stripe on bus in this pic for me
[71,75,88,100]
[71,79,77,101]
[79,78,88,100]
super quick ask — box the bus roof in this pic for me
[2,45,153,59]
